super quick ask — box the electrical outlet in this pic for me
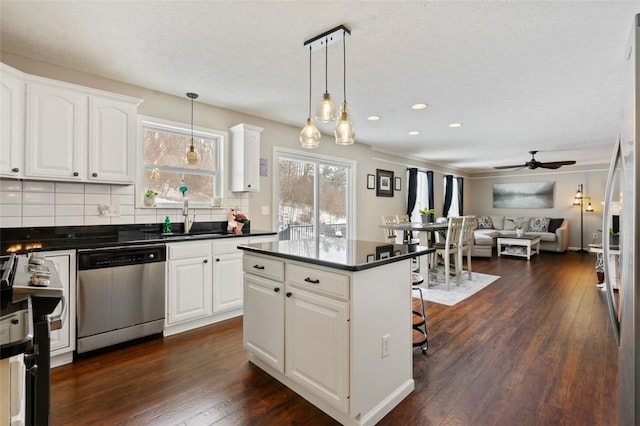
[593,232,599,239]
[381,334,391,358]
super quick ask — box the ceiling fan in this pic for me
[494,150,577,170]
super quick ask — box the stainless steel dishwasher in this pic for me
[76,244,166,354]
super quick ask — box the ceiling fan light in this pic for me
[335,102,354,145]
[300,117,321,148]
[316,92,336,122]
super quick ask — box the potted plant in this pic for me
[143,190,158,207]
[507,218,527,237]
[231,211,250,234]
[419,208,434,223]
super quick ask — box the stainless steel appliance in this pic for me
[76,244,166,354]
[603,13,639,425]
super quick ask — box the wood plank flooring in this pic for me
[51,251,618,425]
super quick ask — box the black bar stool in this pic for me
[411,272,428,353]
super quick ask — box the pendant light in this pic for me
[334,28,355,145]
[186,92,199,165]
[316,40,336,122]
[299,45,321,148]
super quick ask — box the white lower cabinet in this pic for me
[166,242,213,325]
[44,250,75,357]
[243,254,350,414]
[0,354,26,426]
[213,252,244,313]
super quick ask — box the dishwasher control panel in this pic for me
[77,245,167,270]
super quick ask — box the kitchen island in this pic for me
[238,238,433,426]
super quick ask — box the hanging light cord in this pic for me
[342,30,347,102]
[324,39,329,92]
[190,96,194,146]
[308,45,313,116]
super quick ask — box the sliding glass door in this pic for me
[275,150,353,241]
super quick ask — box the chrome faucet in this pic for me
[183,198,195,233]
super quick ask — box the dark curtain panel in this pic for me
[456,176,464,215]
[443,174,453,216]
[427,171,435,222]
[406,168,418,215]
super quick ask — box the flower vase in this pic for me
[234,223,244,234]
[516,228,524,237]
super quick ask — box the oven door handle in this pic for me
[48,296,66,331]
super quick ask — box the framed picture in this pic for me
[376,244,394,260]
[366,254,375,263]
[376,169,394,197]
[367,174,375,190]
[395,177,401,191]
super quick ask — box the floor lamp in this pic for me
[573,184,594,253]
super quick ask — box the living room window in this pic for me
[139,116,224,207]
[444,175,463,217]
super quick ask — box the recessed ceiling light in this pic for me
[411,103,428,110]
[408,131,420,136]
[449,122,463,128]
[367,115,381,121]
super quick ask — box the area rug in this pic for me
[414,271,501,306]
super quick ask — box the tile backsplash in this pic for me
[0,179,248,228]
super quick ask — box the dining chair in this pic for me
[396,214,419,244]
[433,217,464,290]
[458,216,475,280]
[381,215,399,243]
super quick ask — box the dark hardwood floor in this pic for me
[51,251,618,425]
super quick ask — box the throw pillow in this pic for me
[477,216,494,229]
[529,217,551,232]
[548,218,564,233]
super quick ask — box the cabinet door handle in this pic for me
[274,287,280,293]
[12,167,19,173]
[203,259,208,263]
[73,172,79,177]
[253,264,265,270]
[304,277,320,284]
[92,172,98,177]
[286,292,292,297]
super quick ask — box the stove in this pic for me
[0,253,64,426]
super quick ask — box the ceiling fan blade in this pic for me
[538,160,576,169]
[494,164,526,170]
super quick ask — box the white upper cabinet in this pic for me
[0,63,25,178]
[230,123,263,192]
[88,95,137,183]
[25,79,87,181]
[21,72,141,183]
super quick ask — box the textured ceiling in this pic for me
[1,1,638,173]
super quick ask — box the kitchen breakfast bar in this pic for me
[238,238,433,426]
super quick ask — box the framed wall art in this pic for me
[493,181,554,208]
[376,169,394,197]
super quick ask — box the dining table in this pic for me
[378,221,449,279]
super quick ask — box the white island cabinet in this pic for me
[240,239,432,426]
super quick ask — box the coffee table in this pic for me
[497,234,541,260]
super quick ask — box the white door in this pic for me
[0,64,24,178]
[213,252,244,313]
[88,96,136,183]
[243,274,284,372]
[25,80,87,180]
[167,256,212,324]
[285,287,350,413]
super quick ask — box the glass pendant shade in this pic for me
[586,202,594,212]
[300,117,321,148]
[316,92,336,122]
[334,102,355,145]
[186,141,198,165]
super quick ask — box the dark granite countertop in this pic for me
[238,238,433,271]
[0,222,276,254]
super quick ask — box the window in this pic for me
[409,170,433,222]
[139,116,224,206]
[275,149,354,241]
[443,175,463,217]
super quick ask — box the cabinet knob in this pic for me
[216,258,220,262]
[274,287,280,293]
[286,292,292,298]
[203,259,208,263]
[12,167,19,173]
[247,184,252,188]
[92,172,98,177]
[73,172,79,177]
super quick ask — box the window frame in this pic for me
[137,115,226,209]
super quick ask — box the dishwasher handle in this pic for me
[48,296,66,331]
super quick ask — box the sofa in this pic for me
[470,215,569,257]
